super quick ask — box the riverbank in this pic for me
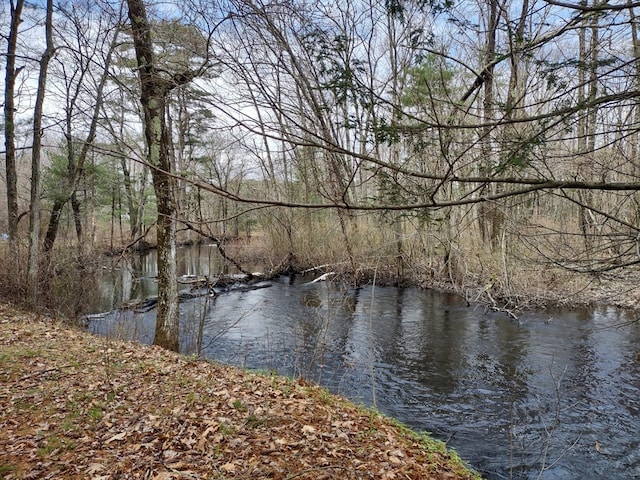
[225,238,640,314]
[0,303,481,480]
[95,235,640,316]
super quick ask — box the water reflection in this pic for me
[93,244,244,312]
[88,246,640,480]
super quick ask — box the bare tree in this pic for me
[42,3,122,254]
[3,0,24,243]
[126,0,217,351]
[200,0,640,285]
[6,0,640,315]
[27,0,55,308]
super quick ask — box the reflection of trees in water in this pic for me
[95,245,241,312]
[374,289,472,395]
[90,266,640,479]
[295,282,361,382]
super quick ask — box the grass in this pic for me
[88,406,104,422]
[0,463,15,478]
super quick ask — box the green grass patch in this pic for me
[88,405,104,421]
[0,462,15,478]
[232,399,247,412]
[36,435,76,457]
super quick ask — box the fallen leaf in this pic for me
[0,307,480,480]
[152,473,174,480]
[221,462,237,472]
[302,425,317,435]
[86,463,105,474]
[104,431,127,444]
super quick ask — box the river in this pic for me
[87,244,640,479]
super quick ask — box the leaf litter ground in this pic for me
[0,304,480,479]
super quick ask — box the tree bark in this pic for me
[27,0,55,308]
[478,0,502,248]
[4,0,24,242]
[127,0,180,352]
[576,0,600,255]
[505,0,529,117]
[628,1,640,225]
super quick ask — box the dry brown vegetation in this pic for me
[0,304,481,480]
[224,222,640,315]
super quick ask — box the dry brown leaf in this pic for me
[221,462,237,472]
[301,425,317,435]
[152,472,174,480]
[86,463,105,474]
[104,431,127,444]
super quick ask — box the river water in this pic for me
[88,245,640,479]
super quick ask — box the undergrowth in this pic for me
[0,241,100,320]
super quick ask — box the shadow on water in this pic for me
[88,245,640,480]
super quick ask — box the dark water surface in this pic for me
[89,245,640,479]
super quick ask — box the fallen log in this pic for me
[305,272,336,284]
[120,280,273,312]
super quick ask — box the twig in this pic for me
[18,363,95,382]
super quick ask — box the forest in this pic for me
[2,0,640,351]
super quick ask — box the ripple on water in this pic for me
[90,258,640,480]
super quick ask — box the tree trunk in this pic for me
[42,25,120,254]
[27,0,54,308]
[505,0,529,118]
[628,2,640,225]
[478,0,501,249]
[127,0,180,352]
[42,197,64,253]
[576,0,600,257]
[4,0,24,243]
[119,153,139,240]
